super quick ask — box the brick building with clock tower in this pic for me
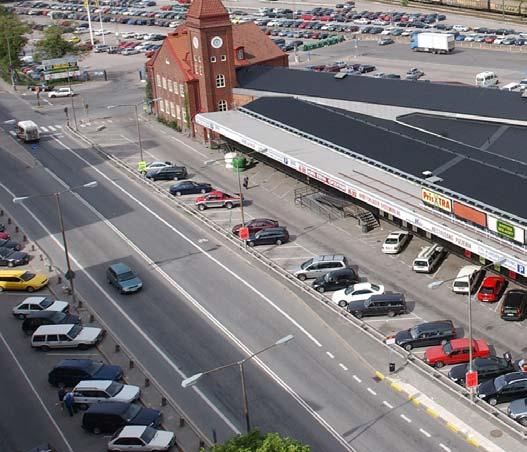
[146,0,288,139]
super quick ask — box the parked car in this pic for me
[73,380,140,408]
[232,218,279,237]
[378,37,394,45]
[82,401,162,434]
[293,254,348,281]
[312,268,359,293]
[247,227,289,247]
[48,359,123,387]
[0,246,29,267]
[478,372,527,406]
[346,293,406,318]
[0,270,48,292]
[169,181,212,196]
[331,282,384,307]
[48,87,74,98]
[107,263,142,294]
[143,161,172,172]
[448,356,517,385]
[22,310,80,335]
[381,231,411,254]
[501,289,527,321]
[107,426,176,451]
[406,67,424,78]
[477,276,506,302]
[358,64,376,73]
[195,191,241,210]
[508,397,527,426]
[393,320,456,351]
[424,338,490,368]
[31,324,105,350]
[0,238,22,251]
[145,165,187,181]
[12,296,69,319]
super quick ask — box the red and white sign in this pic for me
[239,227,249,241]
[421,188,452,213]
[465,370,478,388]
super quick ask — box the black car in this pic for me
[0,246,29,266]
[169,181,212,196]
[145,165,187,181]
[358,64,375,73]
[500,289,527,321]
[82,401,161,434]
[449,356,517,385]
[0,239,21,251]
[394,320,456,351]
[247,227,289,247]
[347,293,407,318]
[312,268,359,293]
[48,359,123,387]
[22,310,80,335]
[478,372,527,406]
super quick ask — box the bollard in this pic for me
[31,244,35,251]
[7,218,11,225]
[23,235,27,242]
[39,254,43,261]
[89,314,94,323]
[161,397,167,407]
[48,265,52,272]
[78,300,83,308]
[179,417,185,427]
[0,209,3,216]
[57,276,62,284]
[115,344,120,353]
[144,377,150,387]
[129,360,134,369]
[15,226,19,233]
[389,362,396,373]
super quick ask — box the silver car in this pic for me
[508,398,527,426]
[292,255,348,281]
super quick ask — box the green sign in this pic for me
[496,219,515,239]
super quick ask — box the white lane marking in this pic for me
[107,119,113,123]
[0,331,75,452]
[169,135,208,158]
[400,414,412,423]
[326,351,335,359]
[353,375,362,383]
[55,125,62,128]
[419,428,431,438]
[39,126,49,132]
[1,181,238,439]
[48,125,57,132]
[367,387,376,396]
[9,131,16,136]
[339,363,348,371]
[52,136,323,348]
[382,400,393,409]
[43,98,52,105]
[439,444,451,452]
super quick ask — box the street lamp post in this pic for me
[13,181,98,303]
[428,259,504,401]
[181,334,294,432]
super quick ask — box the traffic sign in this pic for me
[31,144,38,154]
[465,370,478,388]
[239,227,249,241]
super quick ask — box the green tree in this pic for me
[206,429,310,452]
[0,6,30,81]
[34,25,77,59]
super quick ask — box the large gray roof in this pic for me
[237,66,527,122]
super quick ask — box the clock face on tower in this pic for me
[211,36,223,49]
[192,36,199,49]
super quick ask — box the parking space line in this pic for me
[339,363,348,371]
[400,414,412,423]
[439,444,451,452]
[382,400,393,409]
[326,351,335,359]
[419,428,431,438]
[367,387,377,395]
[353,375,362,383]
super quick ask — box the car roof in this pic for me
[86,401,130,414]
[26,310,61,319]
[352,282,376,290]
[56,359,97,369]
[313,254,345,263]
[74,380,111,390]
[504,290,527,305]
[504,372,527,383]
[110,262,131,274]
[482,276,504,285]
[0,269,27,276]
[118,425,148,437]
[34,324,75,334]
[20,296,48,304]
[416,320,454,330]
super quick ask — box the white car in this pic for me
[31,324,104,350]
[354,18,370,24]
[382,231,411,254]
[464,34,477,42]
[452,24,469,32]
[12,296,69,319]
[331,282,385,307]
[145,161,172,171]
[48,87,73,98]
[108,426,175,451]
[121,48,140,55]
[73,380,140,408]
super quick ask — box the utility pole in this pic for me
[5,34,16,91]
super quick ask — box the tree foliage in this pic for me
[207,429,310,452]
[34,25,77,59]
[0,6,30,79]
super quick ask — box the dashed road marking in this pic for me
[419,428,431,438]
[326,351,335,359]
[39,126,49,132]
[48,125,57,132]
[55,124,62,128]
[382,400,393,409]
[339,363,348,371]
[367,387,376,396]
[439,444,451,452]
[353,375,362,383]
[400,414,412,423]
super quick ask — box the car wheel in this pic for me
[15,314,25,320]
[41,345,50,352]
[248,241,255,247]
[200,188,207,194]
[198,204,206,211]
[276,239,283,245]
[93,427,102,435]
[519,417,527,427]
[78,344,89,350]
[175,191,182,196]
[26,286,35,293]
[7,261,14,267]
[297,274,307,281]
[434,361,444,369]
[225,202,233,209]
[50,95,55,98]
[488,398,498,406]
[0,286,3,292]
[316,286,325,293]
[387,311,396,318]
[338,300,347,308]
[404,344,412,351]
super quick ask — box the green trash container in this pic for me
[232,156,247,171]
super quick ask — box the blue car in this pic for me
[455,34,466,41]
[169,181,213,196]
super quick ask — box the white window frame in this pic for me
[156,74,161,87]
[179,83,185,97]
[170,101,175,117]
[221,55,227,61]
[216,74,226,88]
[210,56,216,63]
[218,100,228,111]
[162,76,167,89]
[168,79,173,92]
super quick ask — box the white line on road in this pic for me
[48,125,57,132]
[419,428,431,438]
[326,351,335,359]
[39,126,49,132]
[367,387,377,396]
[439,444,451,452]
[339,363,348,371]
[382,401,393,409]
[55,125,62,128]
[0,331,74,452]
[400,414,412,423]
[352,375,362,383]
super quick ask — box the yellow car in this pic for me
[0,270,48,292]
[66,36,81,44]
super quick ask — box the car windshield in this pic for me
[68,325,83,338]
[385,238,399,244]
[140,426,156,443]
[370,284,380,291]
[118,271,136,281]
[301,258,313,270]
[20,272,35,281]
[480,287,494,294]
[442,342,452,355]
[344,286,355,295]
[453,280,468,288]
[106,381,124,396]
[494,375,508,392]
[39,298,53,309]
[125,404,141,421]
[409,326,419,339]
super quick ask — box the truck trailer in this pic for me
[410,32,455,54]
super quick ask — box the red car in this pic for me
[0,231,9,240]
[477,276,506,302]
[195,191,241,211]
[424,338,490,368]
[232,218,279,236]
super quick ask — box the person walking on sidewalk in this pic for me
[63,391,75,417]
[242,175,249,190]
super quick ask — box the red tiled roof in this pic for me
[163,29,195,81]
[187,0,228,20]
[232,22,287,66]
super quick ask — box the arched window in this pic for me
[218,100,228,112]
[216,74,226,88]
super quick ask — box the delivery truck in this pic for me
[16,120,40,142]
[410,32,455,54]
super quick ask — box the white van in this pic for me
[413,244,446,273]
[476,71,499,87]
[501,82,521,92]
[16,120,40,142]
[31,324,104,350]
[452,265,482,294]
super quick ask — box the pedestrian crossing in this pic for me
[38,125,62,133]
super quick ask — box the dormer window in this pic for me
[236,47,244,60]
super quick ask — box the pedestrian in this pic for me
[243,175,249,190]
[57,385,66,411]
[63,391,75,417]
